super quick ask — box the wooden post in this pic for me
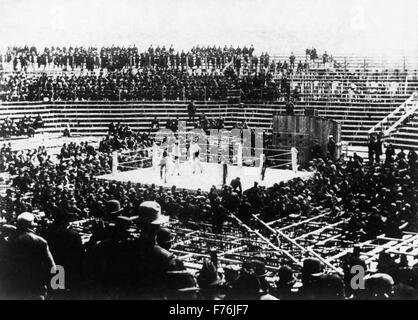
[112,151,118,174]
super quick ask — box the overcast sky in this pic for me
[0,0,417,56]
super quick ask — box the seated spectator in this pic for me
[275,265,297,300]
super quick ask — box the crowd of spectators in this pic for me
[2,45,261,73]
[0,67,299,102]
[0,122,417,299]
[0,115,43,138]
[4,44,404,104]
[1,45,309,102]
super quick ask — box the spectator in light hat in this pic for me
[133,201,176,297]
[136,200,169,225]
[363,273,394,300]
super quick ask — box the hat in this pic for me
[242,259,268,277]
[16,212,35,229]
[233,269,261,295]
[302,258,324,278]
[106,199,123,214]
[196,259,222,288]
[364,273,394,296]
[166,271,200,292]
[136,201,169,225]
[316,274,345,299]
[115,215,134,228]
[277,265,296,285]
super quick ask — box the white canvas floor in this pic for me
[97,161,312,191]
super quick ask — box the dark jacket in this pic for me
[5,229,56,298]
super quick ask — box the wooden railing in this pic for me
[367,92,418,136]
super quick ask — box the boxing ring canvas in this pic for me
[96,162,312,192]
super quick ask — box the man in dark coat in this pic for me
[368,134,376,164]
[132,201,178,298]
[311,140,322,159]
[187,101,196,122]
[375,133,383,163]
[5,212,56,299]
[385,143,395,165]
[43,208,84,297]
[230,177,242,195]
[327,136,336,160]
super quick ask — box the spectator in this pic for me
[4,212,56,299]
[327,136,336,160]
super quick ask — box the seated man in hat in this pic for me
[275,265,297,300]
[156,227,174,251]
[86,214,139,299]
[165,270,200,300]
[361,273,394,300]
[196,259,223,300]
[86,199,124,251]
[242,259,277,300]
[298,257,325,299]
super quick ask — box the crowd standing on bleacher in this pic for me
[0,120,417,299]
[0,45,317,102]
[1,45,412,105]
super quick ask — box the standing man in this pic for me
[289,52,296,69]
[368,134,376,164]
[222,160,228,185]
[385,143,395,165]
[5,212,56,299]
[375,133,383,164]
[189,138,203,174]
[260,153,267,181]
[159,149,169,183]
[171,140,181,176]
[327,136,336,160]
[150,117,159,134]
[187,100,196,123]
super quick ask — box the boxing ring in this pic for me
[96,130,312,191]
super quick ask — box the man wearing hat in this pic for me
[105,199,124,221]
[5,212,56,299]
[298,257,325,299]
[132,201,178,297]
[362,273,394,300]
[275,265,297,300]
[86,214,138,299]
[327,135,336,160]
[42,207,84,298]
[242,259,277,300]
[165,270,199,300]
[196,259,223,300]
[156,227,174,251]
